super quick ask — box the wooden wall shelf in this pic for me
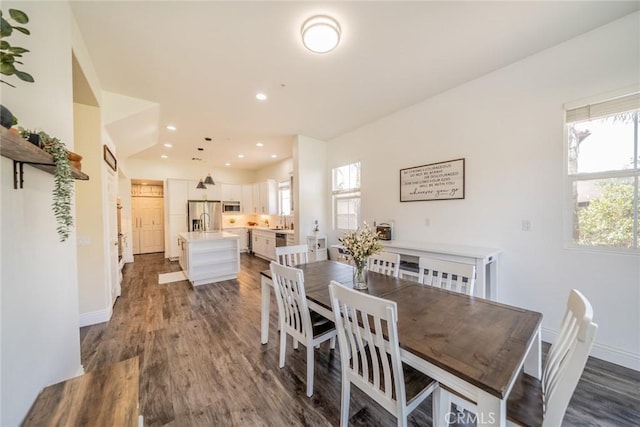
[0,127,89,188]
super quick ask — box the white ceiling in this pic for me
[70,1,640,171]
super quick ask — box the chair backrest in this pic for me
[328,280,406,417]
[275,244,309,267]
[417,257,476,295]
[270,262,312,343]
[367,252,400,278]
[542,289,598,426]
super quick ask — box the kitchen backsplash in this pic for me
[222,213,294,229]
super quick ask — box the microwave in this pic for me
[222,201,241,213]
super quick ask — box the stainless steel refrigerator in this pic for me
[187,200,222,232]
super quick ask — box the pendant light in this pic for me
[204,174,215,185]
[196,179,207,189]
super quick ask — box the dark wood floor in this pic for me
[80,253,640,426]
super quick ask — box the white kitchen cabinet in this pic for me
[178,235,188,272]
[253,229,276,260]
[254,180,277,215]
[241,184,254,214]
[221,184,242,202]
[167,214,188,259]
[166,179,188,215]
[222,227,248,252]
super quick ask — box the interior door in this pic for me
[132,197,165,254]
[107,170,120,304]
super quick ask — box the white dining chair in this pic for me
[417,257,476,295]
[269,262,336,397]
[328,281,439,427]
[275,244,309,267]
[436,288,598,426]
[367,251,401,277]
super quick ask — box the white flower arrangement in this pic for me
[338,222,383,265]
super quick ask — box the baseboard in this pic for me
[542,327,639,371]
[79,307,112,327]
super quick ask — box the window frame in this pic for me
[332,162,361,232]
[563,90,640,254]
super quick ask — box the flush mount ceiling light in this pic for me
[166,125,177,131]
[301,15,341,53]
[256,93,267,101]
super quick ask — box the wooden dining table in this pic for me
[260,260,542,427]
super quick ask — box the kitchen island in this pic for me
[177,231,240,286]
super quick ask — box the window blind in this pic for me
[566,92,640,123]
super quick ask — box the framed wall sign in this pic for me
[103,145,117,172]
[400,158,465,202]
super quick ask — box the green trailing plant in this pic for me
[0,8,34,87]
[25,129,74,242]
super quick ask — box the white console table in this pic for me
[381,240,502,300]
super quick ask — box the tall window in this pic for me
[279,179,291,215]
[565,92,639,251]
[332,162,361,231]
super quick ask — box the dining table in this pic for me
[260,260,542,427]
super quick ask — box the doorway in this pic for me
[131,179,165,254]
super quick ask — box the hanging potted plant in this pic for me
[0,8,35,128]
[35,130,74,242]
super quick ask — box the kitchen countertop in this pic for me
[250,226,295,235]
[179,231,240,242]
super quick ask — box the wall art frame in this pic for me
[400,158,465,202]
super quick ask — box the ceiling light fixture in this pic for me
[256,142,264,147]
[196,179,207,189]
[271,154,278,158]
[238,154,245,158]
[301,15,341,53]
[166,125,177,131]
[163,143,172,148]
[256,93,267,101]
[161,155,168,159]
[225,163,231,167]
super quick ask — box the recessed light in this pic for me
[166,125,176,131]
[255,93,267,101]
[225,162,231,167]
[271,154,278,158]
[164,143,172,148]
[256,142,264,147]
[238,154,245,158]
[161,155,168,159]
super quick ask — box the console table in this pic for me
[381,240,502,300]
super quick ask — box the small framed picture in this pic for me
[103,145,117,172]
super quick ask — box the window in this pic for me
[332,162,361,231]
[278,179,291,215]
[565,92,639,251]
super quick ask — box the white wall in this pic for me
[255,157,293,183]
[124,158,256,184]
[327,12,640,370]
[294,135,329,238]
[0,2,82,424]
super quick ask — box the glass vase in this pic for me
[353,259,368,290]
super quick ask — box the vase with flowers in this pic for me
[338,222,383,290]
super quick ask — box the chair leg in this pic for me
[306,344,314,397]
[330,336,336,349]
[279,330,287,368]
[340,378,351,427]
[433,387,452,427]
